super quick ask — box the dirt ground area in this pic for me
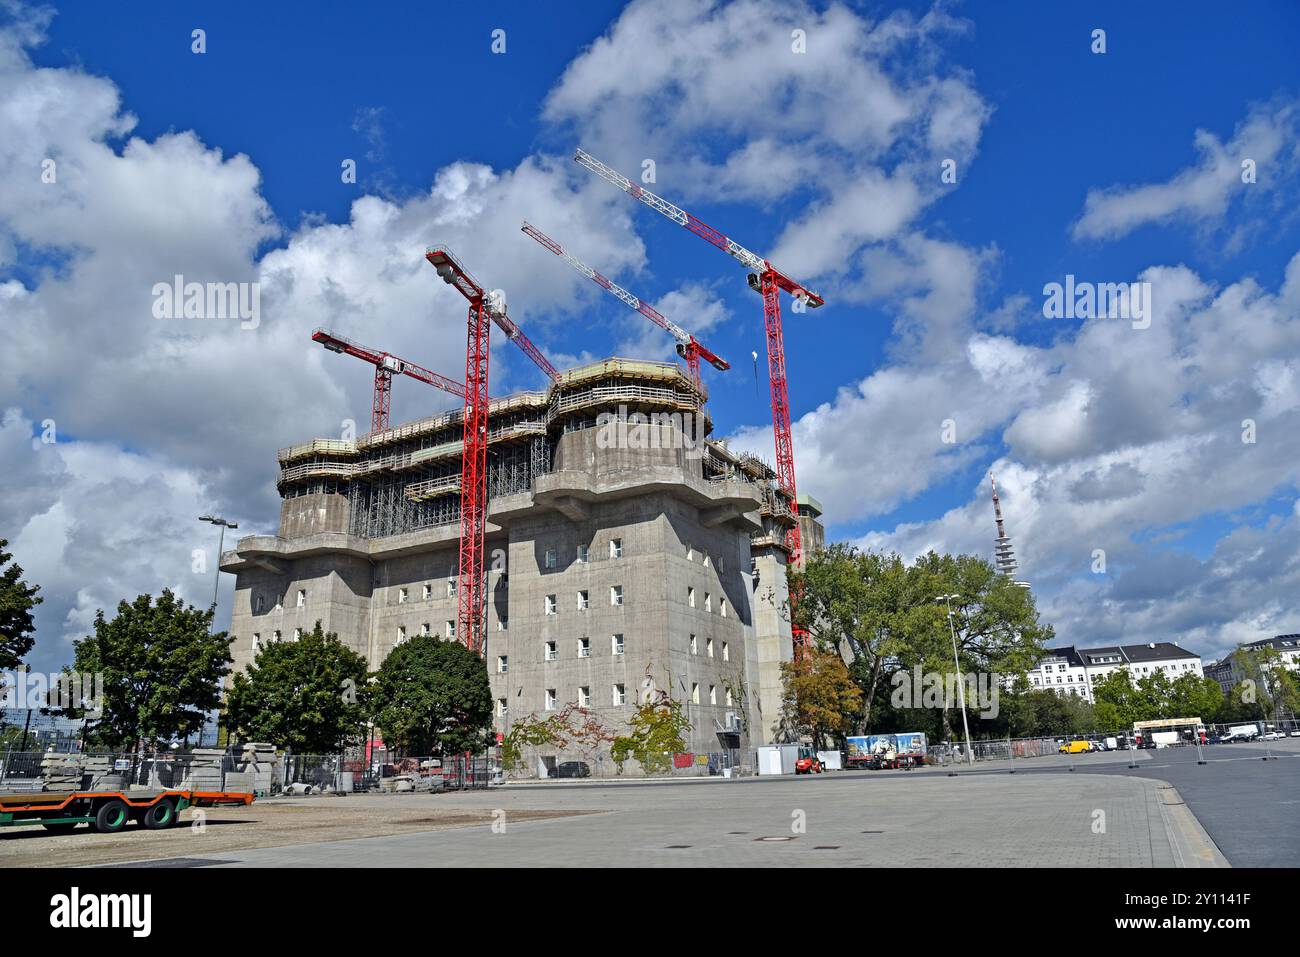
[0,793,592,868]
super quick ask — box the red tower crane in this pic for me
[520,221,729,394]
[311,328,471,432]
[573,148,824,647]
[425,247,495,656]
[424,247,560,655]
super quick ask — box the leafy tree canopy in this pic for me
[57,589,233,750]
[370,636,492,755]
[0,539,41,671]
[223,622,370,753]
[778,647,863,747]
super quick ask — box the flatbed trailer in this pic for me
[0,788,254,834]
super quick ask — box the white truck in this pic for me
[1222,724,1260,742]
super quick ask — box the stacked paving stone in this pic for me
[187,748,226,790]
[222,770,254,793]
[41,753,84,790]
[82,755,115,789]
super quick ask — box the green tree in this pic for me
[907,552,1053,741]
[610,690,691,776]
[57,589,233,749]
[778,647,863,747]
[788,546,939,732]
[223,623,370,753]
[0,539,41,671]
[370,636,492,755]
[1166,673,1223,722]
[1092,669,1142,727]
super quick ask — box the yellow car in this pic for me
[1059,740,1093,754]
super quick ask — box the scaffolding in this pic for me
[280,358,780,542]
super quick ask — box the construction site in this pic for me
[220,149,826,771]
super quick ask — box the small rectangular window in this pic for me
[497,698,508,718]
[545,548,557,569]
[447,578,456,598]
[720,598,727,619]
[545,594,557,616]
[420,622,431,637]
[251,633,261,653]
[610,585,623,607]
[445,620,456,639]
[725,689,733,707]
[687,546,694,562]
[709,685,717,706]
[545,689,557,711]
[612,634,624,655]
[613,683,626,706]
[395,626,405,643]
[579,686,591,707]
[688,587,696,608]
[609,538,622,559]
[690,634,697,654]
[706,637,714,658]
[254,594,265,613]
[497,655,508,674]
[546,641,557,661]
[578,637,590,658]
[577,590,589,610]
[296,589,306,608]
[704,593,712,613]
[398,587,408,604]
[576,544,589,563]
[722,641,729,662]
[423,583,433,601]
[691,683,700,705]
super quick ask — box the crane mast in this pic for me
[425,247,495,656]
[424,247,560,654]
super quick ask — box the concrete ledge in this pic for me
[1152,781,1230,868]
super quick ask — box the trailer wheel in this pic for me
[143,798,178,830]
[42,821,80,833]
[93,799,130,834]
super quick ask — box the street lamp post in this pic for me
[199,515,238,613]
[937,594,975,767]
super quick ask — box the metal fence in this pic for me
[277,749,496,793]
[0,747,496,795]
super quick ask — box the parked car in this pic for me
[1262,731,1284,741]
[554,761,591,779]
[1290,730,1300,738]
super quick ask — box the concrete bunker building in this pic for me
[220,357,822,767]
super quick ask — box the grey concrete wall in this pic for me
[225,420,793,770]
[279,490,350,539]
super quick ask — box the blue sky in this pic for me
[3,0,1300,673]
